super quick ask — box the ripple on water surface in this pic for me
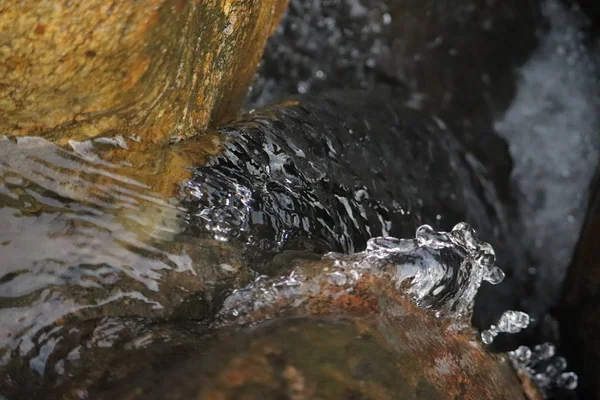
[0,136,198,369]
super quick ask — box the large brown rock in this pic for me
[4,254,533,399]
[0,0,287,145]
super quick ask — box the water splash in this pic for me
[183,97,511,283]
[509,343,578,395]
[217,222,504,326]
[352,222,505,320]
[480,310,530,345]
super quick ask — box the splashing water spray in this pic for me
[217,222,578,397]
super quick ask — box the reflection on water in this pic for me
[0,136,196,369]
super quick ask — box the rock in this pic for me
[557,170,600,399]
[87,315,529,400]
[8,246,533,399]
[0,0,288,145]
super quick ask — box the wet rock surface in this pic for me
[557,171,600,399]
[4,225,532,399]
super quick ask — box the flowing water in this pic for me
[249,0,600,319]
[1,0,598,398]
[217,222,504,327]
[0,136,195,368]
[0,93,529,397]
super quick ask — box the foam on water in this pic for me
[217,222,504,326]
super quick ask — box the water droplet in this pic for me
[557,372,578,390]
[534,343,556,360]
[297,81,309,94]
[508,342,577,396]
[481,329,495,345]
[481,311,529,345]
[483,266,505,284]
[497,310,530,333]
[450,222,478,250]
[512,346,532,363]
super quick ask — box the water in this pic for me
[249,0,600,327]
[0,93,518,395]
[0,136,223,380]
[495,0,600,315]
[481,310,530,345]
[510,343,579,395]
[218,222,505,327]
[0,1,596,397]
[246,0,392,108]
[183,94,515,283]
